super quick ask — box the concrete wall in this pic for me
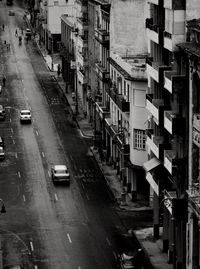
[186,0,200,21]
[110,0,148,56]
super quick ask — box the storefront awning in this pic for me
[143,157,160,172]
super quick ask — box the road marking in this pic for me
[30,241,34,251]
[13,139,15,145]
[86,193,90,200]
[35,130,38,136]
[106,237,111,246]
[48,171,50,178]
[15,153,18,159]
[41,152,45,158]
[18,171,21,178]
[81,182,85,190]
[78,267,81,269]
[23,195,26,202]
[54,193,58,201]
[34,265,38,269]
[113,251,117,260]
[67,233,72,243]
[11,128,13,133]
[10,118,12,122]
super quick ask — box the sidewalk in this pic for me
[35,40,173,269]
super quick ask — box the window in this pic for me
[133,129,146,150]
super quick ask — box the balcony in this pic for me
[106,87,130,113]
[146,18,164,44]
[77,17,88,32]
[95,28,109,46]
[148,0,159,4]
[164,31,185,52]
[164,71,186,94]
[146,57,170,83]
[105,121,130,154]
[95,102,110,120]
[146,94,166,124]
[77,68,87,84]
[95,63,109,82]
[164,110,185,135]
[77,51,87,67]
[164,150,181,175]
[77,34,87,49]
[187,183,200,216]
[146,131,170,160]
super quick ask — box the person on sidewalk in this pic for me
[2,76,6,87]
[57,64,61,77]
[2,24,4,31]
[15,29,18,37]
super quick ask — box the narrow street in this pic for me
[0,2,139,269]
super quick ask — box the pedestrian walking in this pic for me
[21,28,23,35]
[7,44,10,51]
[15,29,18,37]
[4,40,6,45]
[2,76,6,87]
[2,24,4,31]
[57,64,61,77]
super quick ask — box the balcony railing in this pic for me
[164,71,186,93]
[95,28,109,46]
[105,87,130,113]
[164,31,172,39]
[95,63,109,82]
[164,150,180,174]
[164,110,185,135]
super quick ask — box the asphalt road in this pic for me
[0,1,140,269]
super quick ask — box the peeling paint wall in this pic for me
[110,0,148,56]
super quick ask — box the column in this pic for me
[153,191,160,238]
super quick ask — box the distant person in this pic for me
[21,28,23,35]
[2,76,6,87]
[57,64,61,77]
[15,29,18,37]
[2,24,4,31]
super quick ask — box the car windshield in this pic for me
[21,111,30,115]
[55,170,67,174]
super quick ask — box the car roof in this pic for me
[54,165,67,170]
[20,110,31,113]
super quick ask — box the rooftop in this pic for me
[109,52,147,81]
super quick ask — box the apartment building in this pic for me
[145,0,188,268]
[37,0,70,54]
[177,16,200,269]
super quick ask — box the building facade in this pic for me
[144,0,189,268]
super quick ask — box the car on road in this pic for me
[20,109,31,123]
[8,10,15,16]
[0,105,6,120]
[25,28,31,37]
[0,136,4,148]
[0,147,5,160]
[51,165,70,184]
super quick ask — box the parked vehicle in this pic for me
[0,136,4,148]
[51,165,70,184]
[0,147,5,160]
[118,248,144,269]
[8,9,15,16]
[0,105,6,120]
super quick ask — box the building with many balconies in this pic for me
[144,0,189,268]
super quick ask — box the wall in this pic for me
[110,0,148,56]
[186,0,200,21]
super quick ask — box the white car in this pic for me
[51,165,70,184]
[20,109,31,123]
[0,147,5,160]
